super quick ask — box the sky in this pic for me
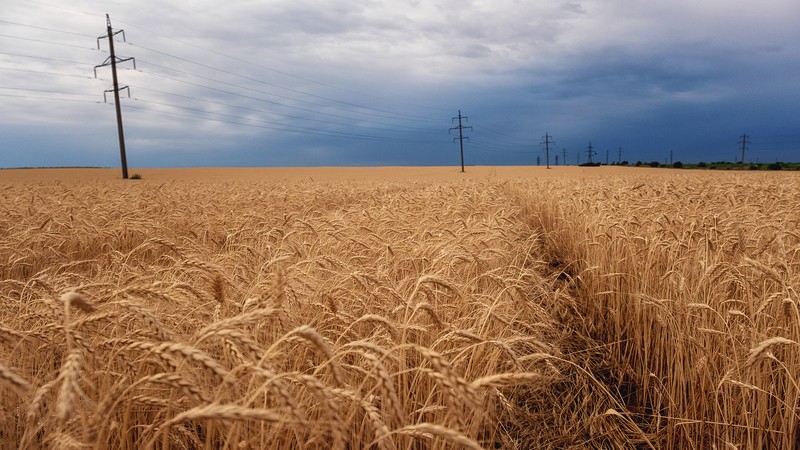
[1,0,799,168]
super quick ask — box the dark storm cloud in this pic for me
[1,0,798,168]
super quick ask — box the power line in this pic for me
[95,15,134,179]
[473,126,531,147]
[0,92,101,103]
[113,67,449,144]
[3,7,456,156]
[586,142,597,163]
[126,95,445,142]
[540,132,553,169]
[468,139,533,155]
[738,133,750,163]
[449,110,472,173]
[132,58,444,128]
[9,2,448,124]
[120,101,446,144]
[0,86,96,97]
[130,66,442,133]
[0,66,100,80]
[0,51,97,65]
[112,17,452,115]
[585,142,597,163]
[15,0,99,18]
[125,40,443,123]
[753,133,800,141]
[129,85,440,136]
[0,19,96,38]
[0,32,98,50]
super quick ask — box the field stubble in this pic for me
[0,168,798,449]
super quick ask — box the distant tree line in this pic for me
[609,160,800,170]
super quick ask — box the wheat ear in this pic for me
[56,349,83,424]
[374,423,483,450]
[745,337,798,367]
[0,360,31,394]
[470,372,549,390]
[148,404,293,448]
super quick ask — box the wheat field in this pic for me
[1,167,798,449]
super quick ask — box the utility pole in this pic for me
[555,155,559,165]
[586,142,596,163]
[606,149,609,165]
[738,134,750,163]
[670,150,673,165]
[562,148,566,166]
[95,14,135,179]
[449,110,472,173]
[617,147,622,164]
[540,132,554,169]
